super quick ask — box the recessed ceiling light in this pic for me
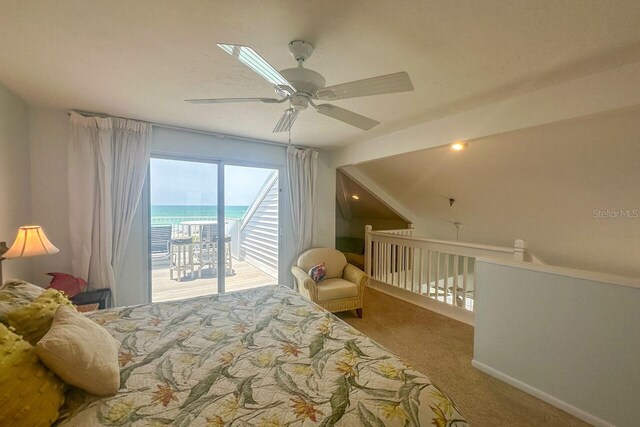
[352,195,360,200]
[450,142,467,151]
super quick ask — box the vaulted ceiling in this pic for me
[1,1,640,147]
[336,170,402,220]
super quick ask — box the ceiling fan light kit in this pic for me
[187,40,414,133]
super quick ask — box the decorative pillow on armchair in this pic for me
[47,272,87,298]
[308,262,327,283]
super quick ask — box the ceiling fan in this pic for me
[186,40,414,133]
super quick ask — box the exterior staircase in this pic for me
[239,171,279,278]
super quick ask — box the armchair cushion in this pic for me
[297,248,347,279]
[316,278,358,302]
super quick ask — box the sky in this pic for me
[150,158,274,206]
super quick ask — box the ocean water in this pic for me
[151,205,248,226]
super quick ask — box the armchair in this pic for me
[291,248,367,317]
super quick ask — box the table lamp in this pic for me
[0,225,59,285]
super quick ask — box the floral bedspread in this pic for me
[57,285,467,426]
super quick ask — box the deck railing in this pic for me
[365,225,540,318]
[152,216,215,227]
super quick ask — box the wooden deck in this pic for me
[152,258,277,302]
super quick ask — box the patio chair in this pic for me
[201,225,233,276]
[170,236,194,281]
[150,224,172,259]
[193,224,215,277]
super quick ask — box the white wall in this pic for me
[313,150,336,248]
[28,108,72,286]
[0,83,33,282]
[473,258,640,427]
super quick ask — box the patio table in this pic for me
[180,220,230,278]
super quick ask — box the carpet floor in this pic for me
[335,287,590,427]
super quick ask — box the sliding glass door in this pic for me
[149,157,279,302]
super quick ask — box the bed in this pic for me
[56,285,467,426]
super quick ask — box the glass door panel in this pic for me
[223,165,280,292]
[149,158,218,302]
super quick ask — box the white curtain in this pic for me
[287,145,318,261]
[68,112,152,301]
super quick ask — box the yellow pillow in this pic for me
[0,323,65,427]
[7,289,75,345]
[37,306,121,396]
[0,280,45,324]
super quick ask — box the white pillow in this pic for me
[36,305,121,396]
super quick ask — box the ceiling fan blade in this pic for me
[315,104,379,130]
[185,97,284,104]
[217,43,296,93]
[273,108,300,133]
[315,71,413,101]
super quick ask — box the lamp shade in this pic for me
[3,226,59,259]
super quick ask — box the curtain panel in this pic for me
[68,113,151,303]
[286,146,318,265]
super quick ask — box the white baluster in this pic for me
[443,253,449,303]
[387,243,391,284]
[392,244,397,286]
[399,245,405,289]
[382,242,387,283]
[373,242,380,280]
[418,248,424,295]
[426,250,432,297]
[365,225,372,277]
[411,246,416,293]
[435,252,441,301]
[463,257,469,310]
[468,258,475,311]
[453,255,459,307]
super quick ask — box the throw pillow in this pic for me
[1,279,46,299]
[0,280,45,324]
[37,305,121,396]
[0,323,65,427]
[308,262,327,283]
[7,289,75,345]
[46,272,87,298]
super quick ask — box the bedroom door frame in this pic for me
[144,153,285,302]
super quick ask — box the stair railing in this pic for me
[364,225,541,313]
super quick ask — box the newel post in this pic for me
[514,239,526,262]
[364,225,373,277]
[407,223,415,236]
